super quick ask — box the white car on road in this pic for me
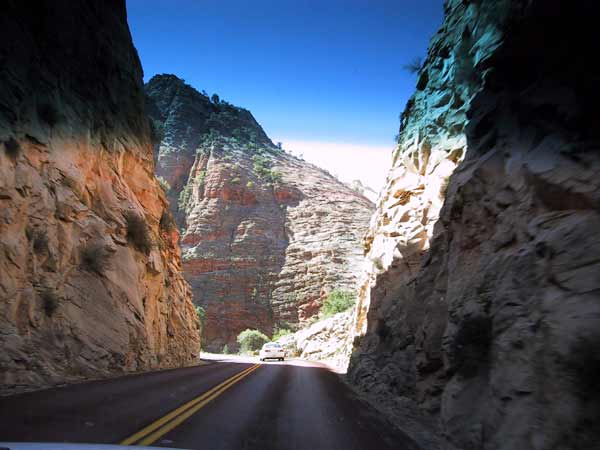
[259,342,285,361]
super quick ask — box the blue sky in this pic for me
[126,0,444,190]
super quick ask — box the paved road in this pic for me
[0,358,420,450]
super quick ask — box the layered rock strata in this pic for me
[146,76,374,351]
[0,0,199,394]
[348,1,600,449]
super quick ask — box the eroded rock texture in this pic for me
[348,1,600,449]
[0,0,199,394]
[277,310,353,371]
[146,76,373,351]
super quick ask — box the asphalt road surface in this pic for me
[0,358,420,450]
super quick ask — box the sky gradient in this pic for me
[126,0,444,190]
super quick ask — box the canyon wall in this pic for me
[348,1,600,449]
[0,0,199,394]
[147,76,373,351]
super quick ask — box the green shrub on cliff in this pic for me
[178,184,193,211]
[320,289,355,319]
[272,328,292,341]
[157,176,171,193]
[177,170,206,211]
[124,211,153,255]
[252,154,282,184]
[26,227,49,254]
[81,242,111,274]
[252,154,271,177]
[199,129,220,147]
[41,288,59,317]
[195,305,206,327]
[237,329,269,353]
[402,56,423,74]
[269,170,282,184]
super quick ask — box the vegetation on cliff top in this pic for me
[145,74,274,159]
[252,154,282,184]
[320,289,355,319]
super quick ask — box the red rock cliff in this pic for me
[0,0,200,394]
[146,76,374,351]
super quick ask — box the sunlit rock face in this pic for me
[145,74,274,228]
[347,1,600,449]
[277,310,353,371]
[147,76,374,351]
[0,0,199,394]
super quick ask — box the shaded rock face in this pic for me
[0,0,199,394]
[348,1,600,449]
[147,76,373,351]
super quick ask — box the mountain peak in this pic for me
[145,74,272,152]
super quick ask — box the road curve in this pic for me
[0,359,420,450]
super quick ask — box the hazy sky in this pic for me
[126,0,444,191]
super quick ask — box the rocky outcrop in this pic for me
[146,76,374,351]
[348,1,600,449]
[277,310,353,371]
[0,0,199,394]
[348,180,379,203]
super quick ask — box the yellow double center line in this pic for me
[120,363,261,446]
